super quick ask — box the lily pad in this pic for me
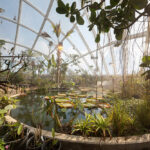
[57,103,74,108]
[55,98,70,103]
[67,93,76,96]
[91,97,103,100]
[98,103,111,108]
[83,103,97,108]
[86,99,99,103]
[5,105,14,111]
[78,95,87,98]
[58,93,66,97]
[44,96,49,100]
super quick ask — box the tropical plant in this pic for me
[42,22,73,88]
[108,102,135,136]
[51,128,58,146]
[0,139,5,150]
[91,114,111,137]
[56,0,150,42]
[135,101,150,129]
[140,55,150,80]
[0,96,18,126]
[72,113,93,136]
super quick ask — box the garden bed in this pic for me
[5,115,150,150]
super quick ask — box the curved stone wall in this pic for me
[5,115,150,150]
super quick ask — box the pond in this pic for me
[11,92,103,131]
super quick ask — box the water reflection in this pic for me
[11,93,102,131]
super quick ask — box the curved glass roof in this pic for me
[0,0,149,75]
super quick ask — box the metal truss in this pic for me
[14,0,22,53]
[68,31,147,65]
[0,0,148,75]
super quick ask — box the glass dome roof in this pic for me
[0,0,149,75]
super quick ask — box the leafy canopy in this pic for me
[56,0,150,42]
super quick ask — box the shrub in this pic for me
[72,113,93,136]
[108,102,135,136]
[121,75,145,99]
[72,113,111,137]
[91,114,111,137]
[135,101,150,129]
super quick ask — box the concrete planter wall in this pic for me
[5,115,150,150]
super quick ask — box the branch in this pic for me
[78,0,105,12]
[10,63,26,81]
[0,56,24,73]
[113,10,146,30]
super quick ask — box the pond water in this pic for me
[11,92,102,131]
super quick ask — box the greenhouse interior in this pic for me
[0,0,150,150]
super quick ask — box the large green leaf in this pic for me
[17,124,23,135]
[110,0,120,7]
[0,118,4,125]
[0,109,7,114]
[89,10,96,22]
[70,15,75,22]
[0,40,5,48]
[5,104,14,111]
[142,56,150,63]
[114,29,123,40]
[71,2,76,13]
[140,62,149,67]
[52,128,55,138]
[76,14,84,25]
[51,54,56,67]
[58,0,66,8]
[56,7,66,14]
[131,0,147,10]
[55,24,61,38]
[95,34,100,43]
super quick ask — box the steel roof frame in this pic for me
[68,31,147,65]
[23,0,92,73]
[14,0,22,53]
[0,0,148,75]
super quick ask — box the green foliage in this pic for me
[130,0,148,10]
[0,139,5,150]
[51,128,58,146]
[72,113,111,137]
[76,14,84,25]
[95,34,100,43]
[51,22,61,38]
[52,128,55,138]
[140,55,150,80]
[72,113,93,136]
[91,114,110,137]
[0,96,18,127]
[56,0,149,42]
[73,99,84,112]
[0,40,5,48]
[135,101,150,129]
[108,102,135,136]
[17,124,23,136]
[8,71,25,84]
